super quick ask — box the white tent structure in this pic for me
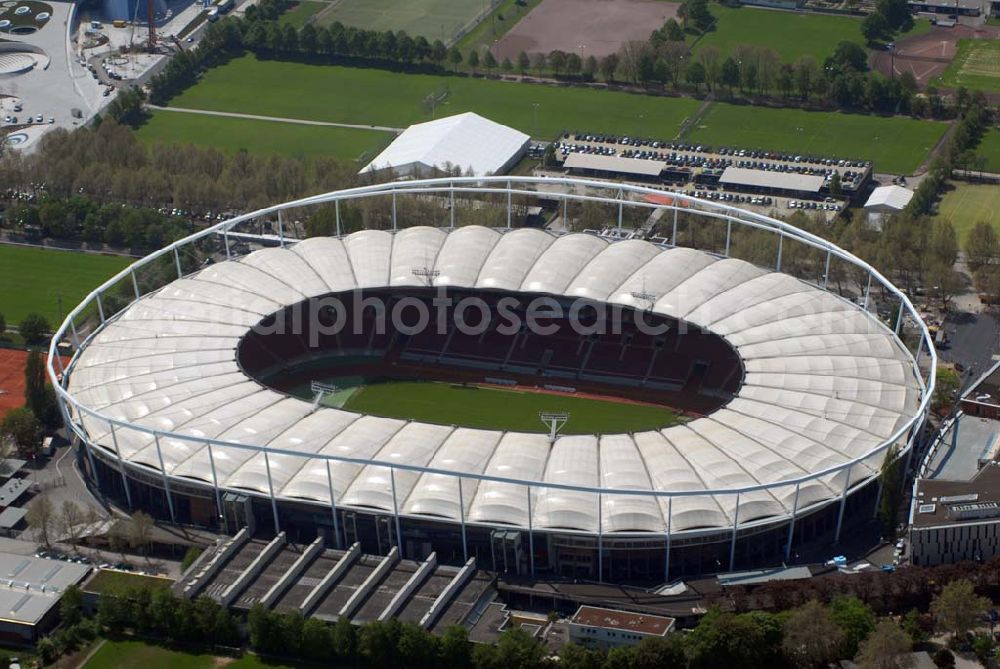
[360,112,530,177]
[864,185,914,213]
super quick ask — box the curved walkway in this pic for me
[148,105,404,133]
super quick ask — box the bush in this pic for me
[933,648,955,667]
[180,546,203,572]
[19,312,50,344]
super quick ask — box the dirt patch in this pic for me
[491,0,679,60]
[0,348,68,420]
[870,24,1000,88]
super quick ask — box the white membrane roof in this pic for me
[67,227,922,535]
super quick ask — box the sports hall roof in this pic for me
[67,227,921,535]
[360,113,530,177]
[719,167,825,193]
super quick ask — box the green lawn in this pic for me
[934,182,1000,245]
[693,5,863,63]
[0,245,132,326]
[279,0,325,28]
[83,569,173,595]
[935,39,1000,93]
[976,128,1000,173]
[84,640,304,669]
[137,110,393,162]
[341,379,678,433]
[316,0,486,42]
[684,103,948,174]
[169,54,701,139]
[691,7,931,64]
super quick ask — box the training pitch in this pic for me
[934,183,1000,245]
[692,5,874,64]
[315,0,487,43]
[169,55,701,139]
[977,128,1000,173]
[137,110,394,162]
[684,103,947,174]
[936,39,1000,92]
[0,245,132,326]
[313,377,678,434]
[83,640,296,669]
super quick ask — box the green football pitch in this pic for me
[137,110,393,162]
[683,103,948,174]
[316,0,487,43]
[168,54,701,140]
[0,245,133,326]
[934,183,1000,245]
[311,376,678,433]
[83,640,301,669]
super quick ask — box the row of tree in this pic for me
[67,576,998,669]
[0,120,361,223]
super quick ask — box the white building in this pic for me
[360,112,530,177]
[568,605,675,649]
[863,185,914,213]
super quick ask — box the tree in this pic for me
[1,407,41,459]
[299,23,318,52]
[599,53,618,82]
[19,312,50,344]
[925,261,964,311]
[678,0,713,32]
[439,625,471,669]
[931,579,991,640]
[501,56,513,73]
[483,50,497,73]
[128,510,155,557]
[60,584,83,626]
[24,349,58,428]
[566,53,582,77]
[664,18,684,41]
[0,312,5,336]
[877,445,903,540]
[855,619,914,669]
[467,49,480,73]
[965,220,999,272]
[472,628,546,669]
[431,40,447,65]
[686,60,706,91]
[180,546,203,572]
[862,12,889,44]
[831,596,876,658]
[26,492,55,547]
[549,50,566,74]
[686,608,784,669]
[582,55,597,80]
[829,172,843,197]
[829,40,870,73]
[720,57,739,94]
[517,50,530,74]
[783,600,845,668]
[59,500,86,548]
[448,47,463,70]
[932,366,960,416]
[632,634,686,669]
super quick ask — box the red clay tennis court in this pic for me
[0,349,69,420]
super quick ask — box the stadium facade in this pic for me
[48,177,935,584]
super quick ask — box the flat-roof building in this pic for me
[569,605,675,648]
[0,553,90,644]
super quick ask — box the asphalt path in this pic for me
[148,105,404,133]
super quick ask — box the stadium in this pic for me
[47,177,935,584]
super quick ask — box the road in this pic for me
[148,105,405,133]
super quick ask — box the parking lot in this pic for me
[554,133,872,212]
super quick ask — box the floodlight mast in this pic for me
[412,266,440,287]
[539,412,569,443]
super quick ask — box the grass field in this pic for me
[279,0,325,28]
[694,6,862,63]
[83,570,173,595]
[936,39,1000,92]
[934,183,1000,245]
[137,110,393,162]
[315,0,485,43]
[84,640,303,669]
[0,245,132,326]
[692,7,930,64]
[454,0,542,55]
[335,378,678,433]
[683,103,947,174]
[169,55,701,139]
[975,128,1000,173]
